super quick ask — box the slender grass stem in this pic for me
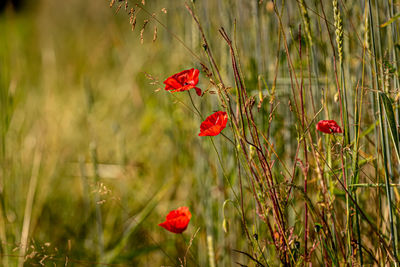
[368,0,398,262]
[18,148,41,267]
[187,91,203,120]
[90,142,104,260]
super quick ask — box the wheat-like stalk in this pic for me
[299,0,312,46]
[333,0,344,63]
[364,10,371,52]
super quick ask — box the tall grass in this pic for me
[1,0,400,265]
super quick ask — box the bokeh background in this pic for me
[1,0,251,266]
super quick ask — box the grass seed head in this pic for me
[333,0,344,63]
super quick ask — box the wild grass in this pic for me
[2,0,400,266]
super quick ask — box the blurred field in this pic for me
[1,0,216,265]
[2,0,400,266]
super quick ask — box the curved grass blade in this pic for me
[379,92,400,163]
[380,13,400,28]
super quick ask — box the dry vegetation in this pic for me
[2,0,400,266]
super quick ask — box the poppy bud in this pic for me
[222,219,229,233]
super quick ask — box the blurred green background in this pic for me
[2,0,396,265]
[0,0,242,265]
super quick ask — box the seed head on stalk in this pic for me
[299,0,312,46]
[333,0,344,63]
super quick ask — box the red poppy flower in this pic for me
[163,68,202,96]
[316,120,342,134]
[159,206,192,234]
[199,111,228,136]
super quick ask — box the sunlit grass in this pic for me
[2,0,400,266]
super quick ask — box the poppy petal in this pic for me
[159,207,192,234]
[164,77,182,90]
[194,87,202,96]
[316,120,342,134]
[163,68,201,96]
[199,111,228,136]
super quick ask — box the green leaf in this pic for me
[381,13,400,28]
[379,92,400,163]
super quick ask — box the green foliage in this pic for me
[2,0,400,266]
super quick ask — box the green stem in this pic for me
[90,142,104,260]
[368,0,398,262]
